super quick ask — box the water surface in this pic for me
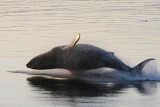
[0,0,160,107]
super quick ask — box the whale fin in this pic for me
[70,33,80,47]
[131,58,155,76]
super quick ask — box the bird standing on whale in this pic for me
[26,34,155,75]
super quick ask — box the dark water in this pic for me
[0,0,160,107]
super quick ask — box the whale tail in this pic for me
[131,58,155,76]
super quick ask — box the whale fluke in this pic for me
[131,58,155,76]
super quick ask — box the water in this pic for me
[0,0,160,107]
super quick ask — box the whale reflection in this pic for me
[27,76,157,98]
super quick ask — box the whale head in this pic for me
[26,34,80,70]
[26,50,58,70]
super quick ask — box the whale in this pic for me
[26,34,155,75]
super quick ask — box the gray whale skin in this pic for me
[26,34,155,75]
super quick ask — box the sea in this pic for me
[0,0,160,107]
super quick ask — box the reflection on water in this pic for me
[27,76,157,106]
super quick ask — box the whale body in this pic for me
[26,34,155,75]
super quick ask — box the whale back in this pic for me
[54,44,114,70]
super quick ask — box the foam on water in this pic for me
[9,61,160,82]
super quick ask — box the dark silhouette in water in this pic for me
[27,76,157,98]
[26,34,155,75]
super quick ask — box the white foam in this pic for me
[9,69,76,79]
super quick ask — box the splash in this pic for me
[9,61,159,82]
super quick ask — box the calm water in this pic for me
[0,0,160,107]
